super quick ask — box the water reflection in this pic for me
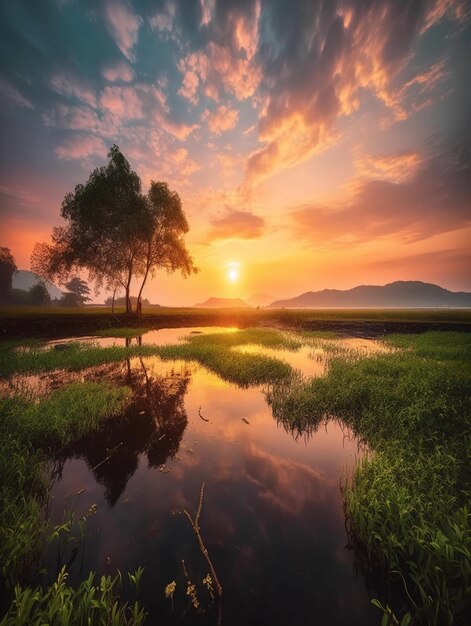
[48,356,377,625]
[56,357,191,505]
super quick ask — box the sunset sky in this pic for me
[1,0,470,305]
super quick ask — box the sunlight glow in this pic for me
[227,262,240,283]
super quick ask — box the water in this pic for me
[36,327,383,625]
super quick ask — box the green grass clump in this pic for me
[183,328,302,350]
[266,332,471,624]
[0,340,158,379]
[155,328,297,386]
[0,382,131,585]
[1,566,146,625]
[0,328,297,388]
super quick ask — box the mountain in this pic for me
[247,293,274,307]
[268,281,471,308]
[12,270,63,300]
[194,297,252,308]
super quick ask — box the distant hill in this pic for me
[12,270,63,300]
[194,297,252,308]
[247,293,273,307]
[268,281,471,308]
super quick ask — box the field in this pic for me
[0,314,469,625]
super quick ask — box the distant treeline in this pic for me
[104,296,156,308]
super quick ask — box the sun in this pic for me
[227,262,239,282]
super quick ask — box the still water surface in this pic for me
[46,328,380,625]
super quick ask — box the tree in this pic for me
[64,277,91,305]
[31,146,197,314]
[32,145,150,314]
[28,281,51,306]
[0,247,17,304]
[134,181,197,313]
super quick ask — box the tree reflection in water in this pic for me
[56,344,191,506]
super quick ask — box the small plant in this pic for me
[164,580,176,612]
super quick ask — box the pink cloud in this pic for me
[102,61,134,83]
[202,105,239,134]
[104,0,142,61]
[178,40,261,104]
[43,104,100,131]
[99,86,144,119]
[56,136,107,160]
[149,2,176,33]
[50,74,97,108]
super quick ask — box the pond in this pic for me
[41,328,383,625]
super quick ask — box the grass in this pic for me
[1,305,471,323]
[1,328,469,624]
[0,382,131,587]
[0,328,297,388]
[266,332,471,625]
[1,567,146,625]
[0,340,157,379]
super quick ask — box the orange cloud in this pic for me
[354,150,422,184]
[207,210,265,242]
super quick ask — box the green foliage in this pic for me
[266,332,471,624]
[0,382,131,585]
[156,328,296,386]
[0,340,156,379]
[0,328,296,387]
[0,567,146,625]
[0,247,17,303]
[27,281,51,306]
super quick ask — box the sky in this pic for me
[1,0,470,305]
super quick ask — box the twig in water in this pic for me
[198,406,209,422]
[91,442,123,472]
[183,482,223,598]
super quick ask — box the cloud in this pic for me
[207,210,265,241]
[177,1,262,104]
[43,104,100,131]
[243,0,469,187]
[99,85,144,119]
[149,2,176,33]
[102,61,134,83]
[354,150,422,184]
[56,136,107,160]
[202,105,239,134]
[103,0,142,61]
[0,78,33,109]
[290,136,471,245]
[50,74,97,108]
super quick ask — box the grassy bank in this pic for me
[267,332,471,625]
[0,378,147,624]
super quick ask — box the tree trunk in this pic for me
[125,268,133,315]
[125,284,130,314]
[111,288,116,315]
[135,265,150,315]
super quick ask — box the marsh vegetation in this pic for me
[0,326,469,625]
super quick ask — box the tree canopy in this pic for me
[32,146,196,313]
[0,247,17,304]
